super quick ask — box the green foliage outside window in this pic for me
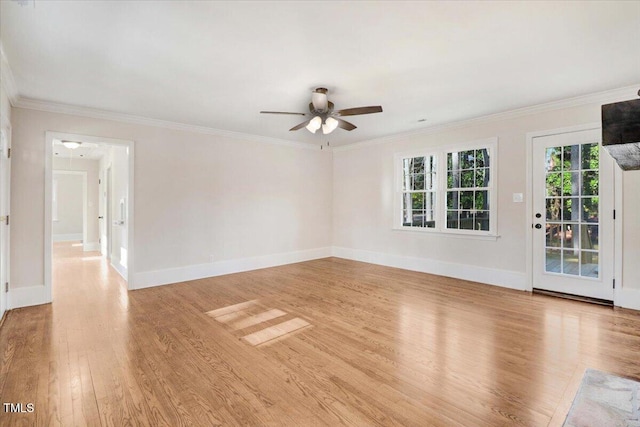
[446,148,490,231]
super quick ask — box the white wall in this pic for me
[333,100,640,303]
[8,90,640,310]
[53,158,100,248]
[52,172,83,238]
[10,107,333,294]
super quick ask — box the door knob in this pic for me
[535,223,542,229]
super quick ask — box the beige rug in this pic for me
[564,369,640,427]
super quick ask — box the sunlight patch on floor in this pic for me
[206,300,258,319]
[242,318,311,347]
[206,301,311,347]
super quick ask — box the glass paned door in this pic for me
[532,129,614,301]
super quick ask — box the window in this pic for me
[401,155,436,228]
[446,148,490,231]
[395,138,497,236]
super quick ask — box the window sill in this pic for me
[392,226,499,241]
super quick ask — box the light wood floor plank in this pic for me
[1,242,640,426]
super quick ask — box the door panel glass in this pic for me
[546,172,561,196]
[581,143,599,169]
[562,250,579,275]
[562,172,580,196]
[546,198,561,220]
[562,223,578,249]
[582,197,599,222]
[581,251,599,278]
[544,143,600,278]
[585,225,599,250]
[546,223,562,247]
[581,171,598,195]
[545,147,561,172]
[545,249,561,273]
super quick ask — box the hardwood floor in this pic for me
[1,242,640,426]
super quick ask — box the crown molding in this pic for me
[13,97,324,151]
[10,78,639,153]
[0,44,19,106]
[334,84,640,152]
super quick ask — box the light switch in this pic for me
[513,193,524,203]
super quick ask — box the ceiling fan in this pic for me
[261,88,383,135]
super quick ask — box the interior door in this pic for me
[0,126,11,317]
[532,128,615,301]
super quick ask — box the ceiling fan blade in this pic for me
[335,106,383,117]
[289,119,311,131]
[335,118,357,131]
[260,111,307,116]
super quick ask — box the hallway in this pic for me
[2,242,129,425]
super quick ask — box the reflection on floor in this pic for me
[207,300,312,346]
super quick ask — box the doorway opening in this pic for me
[44,132,135,303]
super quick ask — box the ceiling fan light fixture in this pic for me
[306,116,322,133]
[62,140,82,149]
[261,87,382,134]
[311,90,328,112]
[322,117,339,134]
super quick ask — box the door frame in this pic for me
[525,122,624,304]
[44,131,135,302]
[105,166,112,259]
[0,117,11,320]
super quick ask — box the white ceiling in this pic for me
[2,1,639,146]
[52,140,108,160]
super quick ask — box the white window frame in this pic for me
[398,153,438,229]
[394,137,498,238]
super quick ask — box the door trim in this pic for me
[0,117,10,319]
[525,123,623,305]
[44,132,135,303]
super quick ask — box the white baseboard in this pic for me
[53,233,82,242]
[83,242,100,252]
[615,288,640,311]
[8,285,49,309]
[331,246,527,291]
[110,258,128,281]
[133,247,332,290]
